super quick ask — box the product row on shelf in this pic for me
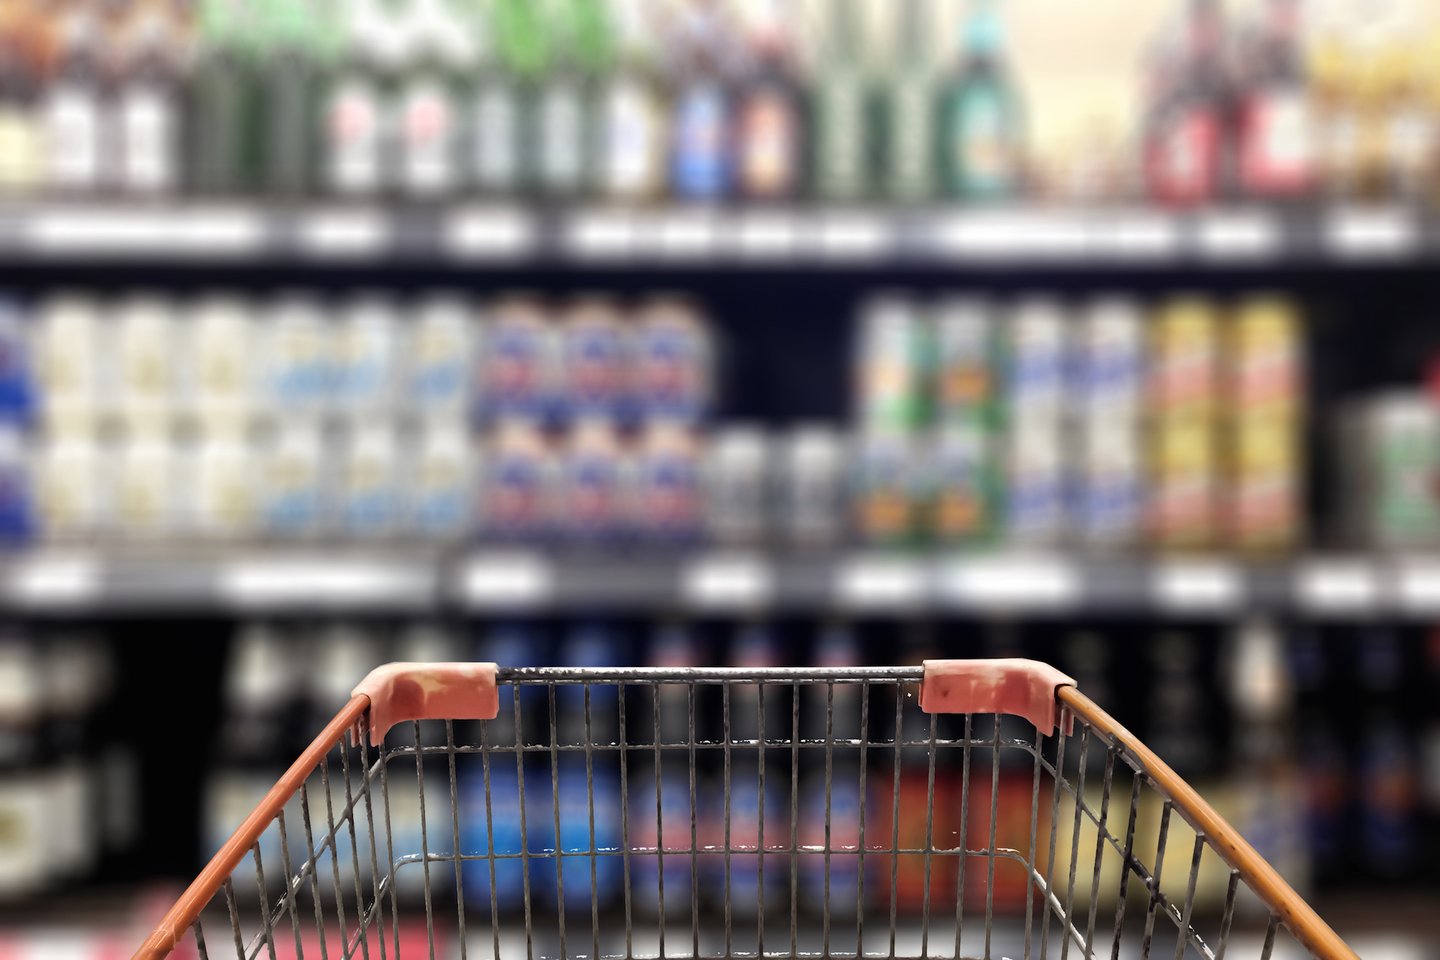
[2,0,1440,208]
[190,616,1440,928]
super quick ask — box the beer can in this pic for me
[1231,296,1303,421]
[262,294,332,420]
[259,424,328,539]
[933,297,995,428]
[634,423,703,544]
[478,422,559,543]
[1006,299,1069,422]
[856,295,929,433]
[338,295,402,418]
[33,295,103,436]
[1004,424,1067,547]
[114,294,179,434]
[1149,418,1219,552]
[1074,421,1144,551]
[340,423,402,539]
[407,294,476,420]
[410,424,476,541]
[559,421,632,544]
[780,426,845,549]
[704,427,770,547]
[1228,417,1302,554]
[185,295,255,431]
[1362,395,1440,549]
[1075,297,1145,423]
[561,298,632,424]
[634,298,714,425]
[1150,297,1220,422]
[479,297,559,424]
[929,425,995,546]
[851,432,924,547]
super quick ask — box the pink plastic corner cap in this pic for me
[353,662,501,747]
[919,659,1077,735]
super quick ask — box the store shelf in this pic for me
[5,548,1437,616]
[0,202,1430,265]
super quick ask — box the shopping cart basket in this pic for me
[135,660,1359,960]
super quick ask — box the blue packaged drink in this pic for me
[630,621,699,916]
[559,423,631,545]
[0,430,33,545]
[407,295,476,418]
[634,425,702,544]
[634,300,713,425]
[670,81,732,201]
[479,298,557,424]
[0,299,34,424]
[540,625,624,912]
[463,624,552,912]
[561,299,632,424]
[478,424,558,543]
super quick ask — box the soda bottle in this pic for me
[321,0,396,198]
[811,0,872,202]
[667,0,742,202]
[597,0,666,202]
[882,0,936,202]
[1144,0,1229,207]
[394,0,471,200]
[939,0,1024,202]
[733,0,805,202]
[1234,0,1314,201]
[42,0,109,195]
[188,0,258,194]
[0,3,45,196]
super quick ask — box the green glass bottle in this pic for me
[257,0,324,197]
[535,0,595,198]
[188,0,258,194]
[397,0,470,199]
[940,0,1024,202]
[471,0,541,195]
[811,0,872,202]
[883,0,936,202]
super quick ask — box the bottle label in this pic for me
[46,85,102,189]
[326,79,383,194]
[889,78,932,196]
[401,79,457,196]
[739,89,798,197]
[120,84,177,194]
[540,82,586,192]
[474,84,520,189]
[817,78,866,196]
[1153,106,1220,204]
[959,96,1011,191]
[0,108,41,191]
[1388,107,1434,184]
[672,87,728,200]
[1242,88,1313,194]
[603,80,660,197]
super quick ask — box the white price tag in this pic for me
[939,556,1081,610]
[682,554,773,610]
[1152,561,1243,612]
[446,206,534,259]
[219,557,430,608]
[1326,207,1418,260]
[459,552,553,609]
[297,209,387,257]
[818,212,892,260]
[1196,211,1281,260]
[735,212,799,258]
[564,210,636,258]
[657,210,718,259]
[1396,559,1440,613]
[1295,560,1380,613]
[6,555,101,607]
[835,556,928,610]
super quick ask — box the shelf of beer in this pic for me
[4,548,1439,616]
[0,203,1431,264]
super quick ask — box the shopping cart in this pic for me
[135,660,1359,960]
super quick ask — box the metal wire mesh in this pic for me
[175,667,1327,960]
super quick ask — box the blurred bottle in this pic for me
[0,3,45,196]
[798,621,862,917]
[1378,44,1436,202]
[940,0,1024,202]
[189,0,258,194]
[1234,0,1314,201]
[207,624,301,896]
[1144,0,1229,207]
[536,0,604,199]
[113,0,185,197]
[811,0,872,202]
[851,432,924,548]
[734,0,805,203]
[597,0,666,202]
[322,0,394,197]
[630,618,698,918]
[470,0,534,196]
[543,623,624,912]
[42,0,108,195]
[930,426,994,547]
[709,619,785,917]
[1308,24,1358,199]
[704,427,769,548]
[882,0,936,202]
[1356,628,1419,883]
[253,0,326,197]
[0,633,44,898]
[396,0,470,200]
[780,426,845,550]
[667,0,739,202]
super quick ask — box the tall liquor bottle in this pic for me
[597,0,665,202]
[811,0,871,201]
[883,0,936,202]
[939,0,1023,202]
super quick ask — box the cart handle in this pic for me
[1057,686,1362,960]
[351,661,500,747]
[132,695,371,960]
[919,658,1076,734]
